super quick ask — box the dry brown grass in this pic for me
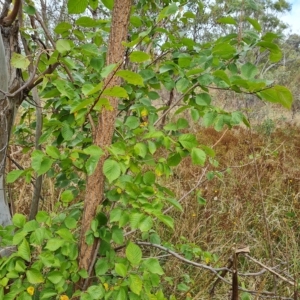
[157,124,300,299]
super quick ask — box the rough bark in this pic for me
[78,0,132,281]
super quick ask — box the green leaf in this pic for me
[6,170,24,183]
[129,274,143,295]
[115,263,127,277]
[231,111,244,125]
[81,44,99,56]
[213,70,230,85]
[26,268,44,284]
[139,215,153,232]
[178,134,198,150]
[258,85,293,109]
[217,16,237,25]
[203,111,217,127]
[130,213,143,229]
[116,70,144,86]
[23,5,36,15]
[195,93,211,106]
[178,54,192,68]
[36,211,49,223]
[101,63,117,78]
[178,283,189,292]
[46,146,60,159]
[246,17,261,32]
[125,116,140,129]
[85,156,101,176]
[68,0,88,14]
[143,171,155,185]
[56,39,71,53]
[31,150,43,171]
[191,148,207,166]
[167,153,181,167]
[198,74,214,85]
[165,198,183,211]
[11,53,30,70]
[148,141,157,155]
[103,159,121,183]
[18,239,31,262]
[110,208,122,223]
[87,285,105,299]
[12,214,26,228]
[45,238,65,251]
[212,43,236,59]
[83,145,103,157]
[112,227,124,244]
[197,195,206,205]
[241,62,258,79]
[24,220,39,232]
[157,3,178,22]
[134,143,147,158]
[75,17,98,27]
[191,108,200,122]
[156,214,174,229]
[130,51,151,63]
[101,0,114,10]
[95,259,109,276]
[257,41,282,62]
[54,22,72,34]
[47,271,63,284]
[56,228,75,242]
[37,157,53,176]
[126,242,142,265]
[102,86,129,99]
[71,98,94,113]
[143,258,164,275]
[130,15,142,27]
[176,78,190,93]
[61,122,74,140]
[61,190,74,203]
[217,17,237,25]
[40,289,57,299]
[82,84,95,96]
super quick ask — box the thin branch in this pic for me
[136,241,231,274]
[245,254,294,286]
[154,82,199,127]
[0,50,43,98]
[136,242,294,299]
[34,11,55,47]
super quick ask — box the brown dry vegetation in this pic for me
[156,124,300,299]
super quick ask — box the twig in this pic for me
[82,239,101,291]
[0,50,43,98]
[154,82,199,127]
[136,242,293,299]
[245,254,294,286]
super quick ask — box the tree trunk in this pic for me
[0,31,10,228]
[0,25,22,229]
[78,0,132,284]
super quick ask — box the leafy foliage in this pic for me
[0,0,294,299]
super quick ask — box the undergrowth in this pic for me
[6,123,300,299]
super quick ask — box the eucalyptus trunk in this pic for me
[0,24,23,255]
